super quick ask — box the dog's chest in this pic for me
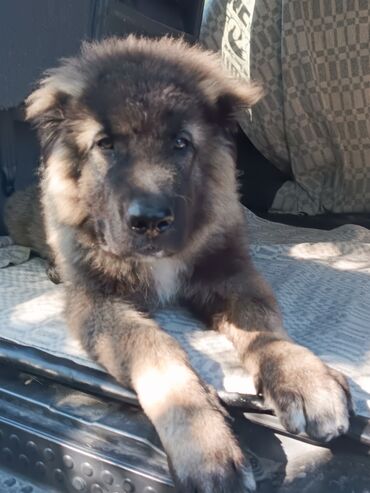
[149,258,185,304]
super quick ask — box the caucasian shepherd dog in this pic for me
[11,36,351,492]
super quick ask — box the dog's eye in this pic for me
[173,136,189,150]
[96,136,114,150]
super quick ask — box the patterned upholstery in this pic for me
[201,0,370,214]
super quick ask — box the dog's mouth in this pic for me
[97,230,173,259]
[102,244,173,260]
[140,249,177,260]
[134,243,175,259]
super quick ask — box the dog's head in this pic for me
[27,36,262,259]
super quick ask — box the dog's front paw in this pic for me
[173,459,255,493]
[256,341,351,442]
[164,404,256,493]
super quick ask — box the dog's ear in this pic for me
[25,58,86,152]
[184,45,264,129]
[197,71,264,131]
[212,81,264,129]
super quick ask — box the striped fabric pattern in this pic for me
[201,0,370,214]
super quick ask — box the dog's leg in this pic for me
[212,263,352,442]
[66,289,255,493]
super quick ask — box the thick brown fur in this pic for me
[18,36,351,492]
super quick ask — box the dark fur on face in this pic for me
[22,36,351,492]
[27,36,261,272]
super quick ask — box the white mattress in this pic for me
[1,210,370,418]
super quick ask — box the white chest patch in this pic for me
[150,258,185,304]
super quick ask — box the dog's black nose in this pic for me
[127,201,174,235]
